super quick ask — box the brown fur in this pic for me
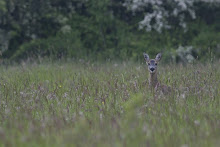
[144,53,171,96]
[149,70,171,95]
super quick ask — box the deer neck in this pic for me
[149,72,158,88]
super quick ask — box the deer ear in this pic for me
[143,53,150,62]
[155,53,162,62]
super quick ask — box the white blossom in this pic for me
[124,0,218,32]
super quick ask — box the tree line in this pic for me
[0,0,220,62]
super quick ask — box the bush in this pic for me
[11,32,84,61]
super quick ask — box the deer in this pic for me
[143,53,172,96]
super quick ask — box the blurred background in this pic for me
[0,0,219,63]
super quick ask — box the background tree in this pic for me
[0,0,219,62]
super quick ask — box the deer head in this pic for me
[143,53,162,74]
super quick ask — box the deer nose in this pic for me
[150,68,155,71]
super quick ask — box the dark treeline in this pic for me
[0,0,220,63]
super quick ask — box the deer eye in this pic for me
[155,63,157,65]
[148,63,150,65]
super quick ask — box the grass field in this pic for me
[0,61,219,147]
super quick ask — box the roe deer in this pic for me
[143,53,171,95]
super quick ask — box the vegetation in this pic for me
[0,0,220,62]
[0,61,219,146]
[0,1,219,146]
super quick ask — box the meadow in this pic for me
[0,61,219,147]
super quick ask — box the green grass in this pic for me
[0,61,219,147]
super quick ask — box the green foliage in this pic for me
[191,24,220,61]
[11,31,84,60]
[0,0,220,62]
[0,0,6,13]
[0,62,219,146]
[123,93,144,113]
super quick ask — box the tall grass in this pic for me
[0,61,219,146]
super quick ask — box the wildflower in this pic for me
[102,101,105,105]
[194,120,200,126]
[59,85,62,88]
